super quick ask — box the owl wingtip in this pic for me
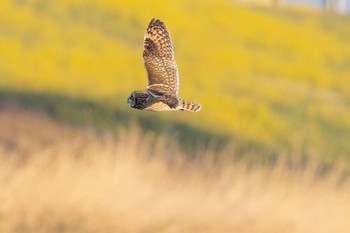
[149,18,164,25]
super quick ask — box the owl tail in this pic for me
[178,100,201,112]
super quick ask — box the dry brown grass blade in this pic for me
[0,105,349,233]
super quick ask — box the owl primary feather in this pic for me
[127,18,201,112]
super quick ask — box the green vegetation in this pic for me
[1,3,350,231]
[0,106,349,233]
[0,90,233,153]
[0,0,349,163]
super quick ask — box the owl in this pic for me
[127,18,201,112]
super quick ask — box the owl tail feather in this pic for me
[178,100,201,112]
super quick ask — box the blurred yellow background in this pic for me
[1,1,350,232]
[1,0,349,162]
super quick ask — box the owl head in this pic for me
[127,90,149,110]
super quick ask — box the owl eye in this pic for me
[130,95,134,100]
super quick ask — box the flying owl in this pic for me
[127,18,201,112]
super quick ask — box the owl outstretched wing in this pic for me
[147,88,179,108]
[143,18,179,99]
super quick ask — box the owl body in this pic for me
[128,90,201,112]
[127,18,201,113]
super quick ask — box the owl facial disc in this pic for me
[127,92,136,107]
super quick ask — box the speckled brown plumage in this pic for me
[127,18,201,113]
[143,18,179,97]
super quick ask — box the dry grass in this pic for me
[0,105,350,233]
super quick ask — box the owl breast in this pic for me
[144,101,178,112]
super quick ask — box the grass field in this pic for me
[1,105,350,233]
[0,2,350,231]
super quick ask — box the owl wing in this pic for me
[143,18,179,99]
[147,88,179,108]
